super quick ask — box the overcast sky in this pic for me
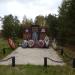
[0,0,62,29]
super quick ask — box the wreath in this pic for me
[44,36,49,48]
[38,40,44,48]
[8,38,16,49]
[28,40,34,48]
[21,40,28,48]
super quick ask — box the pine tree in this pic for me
[58,0,75,45]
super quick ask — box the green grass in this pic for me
[0,38,14,59]
[62,47,75,66]
[0,38,9,48]
[0,37,22,59]
[63,47,75,58]
[0,65,75,75]
[55,46,75,66]
[15,38,22,46]
[0,48,13,59]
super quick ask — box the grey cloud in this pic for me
[0,0,62,20]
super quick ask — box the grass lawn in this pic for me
[62,47,75,66]
[0,65,75,75]
[55,45,75,66]
[63,47,75,58]
[0,37,22,59]
[0,38,13,59]
[0,38,9,48]
[14,37,22,46]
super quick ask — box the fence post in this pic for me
[44,57,47,67]
[3,48,6,54]
[12,56,15,67]
[60,47,64,55]
[72,58,75,68]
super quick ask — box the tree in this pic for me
[2,14,15,38]
[34,15,46,26]
[14,16,20,38]
[58,0,75,45]
[22,15,33,27]
[2,15,21,39]
[45,14,58,39]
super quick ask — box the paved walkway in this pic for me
[0,47,65,65]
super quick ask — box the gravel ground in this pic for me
[0,47,65,65]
